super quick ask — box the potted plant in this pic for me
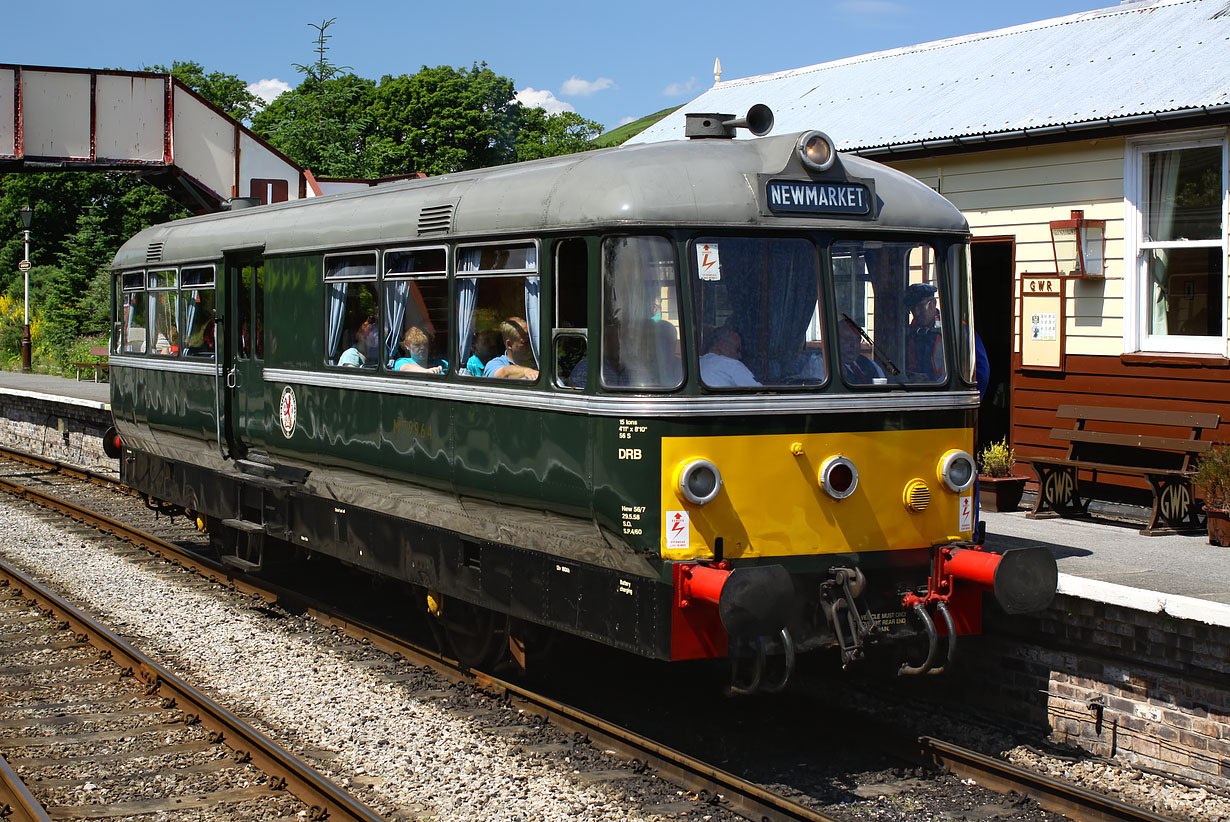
[1195,443,1230,546]
[977,438,1026,512]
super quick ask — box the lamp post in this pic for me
[18,205,33,373]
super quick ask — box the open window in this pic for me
[384,246,449,376]
[324,252,379,369]
[456,242,540,381]
[554,238,589,389]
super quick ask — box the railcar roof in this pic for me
[113,131,967,270]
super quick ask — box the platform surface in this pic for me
[3,370,1228,625]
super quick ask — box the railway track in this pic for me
[0,556,386,822]
[0,448,1194,822]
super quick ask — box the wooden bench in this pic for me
[71,346,110,382]
[1021,404,1221,536]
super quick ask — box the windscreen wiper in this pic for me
[841,313,900,376]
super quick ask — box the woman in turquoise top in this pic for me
[392,327,448,374]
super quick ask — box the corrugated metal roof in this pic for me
[631,0,1230,152]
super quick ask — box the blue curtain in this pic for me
[327,281,348,363]
[524,276,540,366]
[385,280,408,363]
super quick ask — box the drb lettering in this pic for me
[618,448,643,460]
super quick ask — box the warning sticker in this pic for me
[665,511,690,550]
[696,244,721,281]
[959,492,974,533]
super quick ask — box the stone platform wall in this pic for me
[0,393,116,475]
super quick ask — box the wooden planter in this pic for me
[1205,505,1230,546]
[979,475,1027,513]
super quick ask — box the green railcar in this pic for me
[109,110,1055,690]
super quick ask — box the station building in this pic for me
[635,0,1230,493]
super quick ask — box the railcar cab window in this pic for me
[384,247,449,376]
[457,242,541,381]
[181,266,217,360]
[831,240,947,387]
[597,236,683,391]
[324,252,379,369]
[147,269,179,356]
[118,271,147,354]
[692,237,823,389]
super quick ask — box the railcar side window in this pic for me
[599,237,683,391]
[147,269,179,356]
[692,237,822,389]
[831,240,947,386]
[457,242,540,381]
[119,271,147,355]
[181,267,217,359]
[324,252,379,369]
[384,247,449,376]
[554,238,588,389]
[951,244,976,387]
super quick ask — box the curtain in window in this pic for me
[524,276,541,366]
[327,281,348,363]
[385,280,408,363]
[456,250,480,372]
[1146,151,1180,335]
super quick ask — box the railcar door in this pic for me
[222,253,266,459]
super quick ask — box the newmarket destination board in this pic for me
[766,180,871,216]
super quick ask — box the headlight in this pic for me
[819,455,859,500]
[677,459,723,505]
[938,450,976,493]
[798,131,836,172]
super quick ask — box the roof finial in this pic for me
[714,57,722,85]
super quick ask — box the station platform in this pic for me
[0,369,109,410]
[1,370,1228,627]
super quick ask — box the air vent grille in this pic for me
[903,479,931,512]
[146,242,164,264]
[418,204,454,235]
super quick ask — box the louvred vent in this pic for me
[146,242,164,263]
[418,204,454,235]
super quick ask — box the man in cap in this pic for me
[904,282,944,381]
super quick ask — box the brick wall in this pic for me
[0,394,117,476]
[970,596,1230,788]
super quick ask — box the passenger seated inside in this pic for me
[357,314,380,362]
[483,317,539,380]
[337,346,365,367]
[904,282,944,381]
[464,329,504,376]
[699,324,761,387]
[392,326,447,374]
[838,318,886,384]
[568,324,629,388]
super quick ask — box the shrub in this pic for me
[1196,443,1230,510]
[977,438,1015,478]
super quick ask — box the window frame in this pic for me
[1123,130,1229,355]
[454,239,542,382]
[117,270,147,355]
[180,265,217,361]
[323,250,381,370]
[383,244,451,378]
[146,267,179,357]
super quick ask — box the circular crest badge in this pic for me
[278,386,297,439]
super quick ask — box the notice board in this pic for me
[1020,275,1064,371]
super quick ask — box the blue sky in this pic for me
[9,0,1107,131]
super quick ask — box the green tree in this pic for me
[365,64,520,176]
[515,108,604,162]
[145,61,264,122]
[252,74,377,178]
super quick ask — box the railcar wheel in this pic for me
[435,597,505,670]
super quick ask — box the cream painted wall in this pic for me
[891,140,1127,358]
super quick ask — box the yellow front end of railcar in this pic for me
[659,428,975,560]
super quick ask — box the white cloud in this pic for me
[560,76,615,97]
[515,87,576,115]
[663,77,699,97]
[247,78,291,105]
[618,116,638,126]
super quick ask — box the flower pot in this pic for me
[1205,505,1230,546]
[979,475,1026,513]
